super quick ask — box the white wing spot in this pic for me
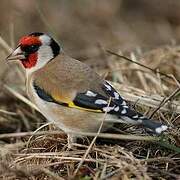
[140,116,145,119]
[114,106,119,112]
[155,125,168,134]
[104,84,112,91]
[132,115,139,119]
[95,99,108,105]
[121,108,127,114]
[86,91,97,97]
[103,106,115,112]
[113,92,119,99]
[121,101,126,106]
[123,105,129,109]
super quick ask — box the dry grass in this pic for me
[0,36,179,179]
[0,1,180,179]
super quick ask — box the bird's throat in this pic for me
[21,53,38,68]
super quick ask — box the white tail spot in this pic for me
[104,84,112,91]
[114,92,119,99]
[114,106,119,111]
[155,125,168,134]
[121,108,127,114]
[121,101,126,106]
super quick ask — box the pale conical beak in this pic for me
[6,46,26,62]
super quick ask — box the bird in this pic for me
[6,32,168,144]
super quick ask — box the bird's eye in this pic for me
[21,44,39,54]
[29,45,39,51]
[30,45,35,49]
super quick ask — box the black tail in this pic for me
[110,106,168,134]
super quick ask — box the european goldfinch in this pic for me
[6,32,168,143]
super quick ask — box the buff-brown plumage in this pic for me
[7,33,168,145]
[26,52,113,135]
[32,52,107,103]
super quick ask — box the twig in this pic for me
[14,155,104,164]
[4,85,40,112]
[130,52,148,90]
[101,169,120,180]
[148,166,179,179]
[170,74,180,88]
[9,23,15,48]
[26,122,53,148]
[149,87,180,118]
[0,131,60,139]
[106,50,180,82]
[0,109,17,115]
[0,131,159,141]
[35,1,58,40]
[0,36,13,53]
[41,168,65,180]
[140,157,176,163]
[111,82,180,114]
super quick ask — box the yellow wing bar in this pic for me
[68,102,102,113]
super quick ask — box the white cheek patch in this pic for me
[38,46,53,60]
[39,35,51,45]
[26,46,53,75]
[37,46,54,68]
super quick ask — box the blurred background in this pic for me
[1,0,180,87]
[1,0,180,55]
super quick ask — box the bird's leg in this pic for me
[67,133,77,148]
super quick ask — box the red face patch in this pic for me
[21,53,38,69]
[18,35,41,69]
[19,36,42,46]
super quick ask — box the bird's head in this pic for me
[6,32,60,72]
